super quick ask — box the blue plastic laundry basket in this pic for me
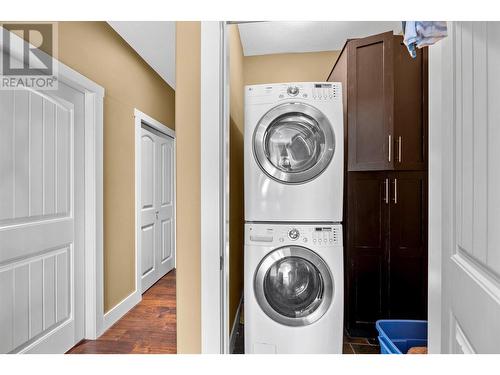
[375,320,428,354]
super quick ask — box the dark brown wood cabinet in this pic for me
[329,32,428,337]
[346,172,388,336]
[387,172,427,320]
[346,171,427,336]
[329,31,428,172]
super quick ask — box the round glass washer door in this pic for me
[253,102,335,184]
[254,246,334,327]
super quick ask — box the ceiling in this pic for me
[238,21,402,56]
[105,21,401,89]
[108,21,176,89]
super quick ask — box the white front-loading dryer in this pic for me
[244,223,344,354]
[244,82,344,222]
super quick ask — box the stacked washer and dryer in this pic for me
[244,82,345,354]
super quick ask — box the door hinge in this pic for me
[220,256,224,270]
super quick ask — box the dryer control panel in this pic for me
[245,223,343,247]
[245,82,342,103]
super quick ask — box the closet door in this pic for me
[347,32,394,171]
[346,172,389,336]
[140,125,175,293]
[388,171,427,319]
[393,38,428,171]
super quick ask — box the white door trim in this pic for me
[0,26,105,341]
[428,37,446,354]
[134,108,176,307]
[200,21,230,354]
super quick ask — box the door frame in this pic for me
[200,21,230,353]
[134,108,176,302]
[427,34,444,354]
[0,25,105,342]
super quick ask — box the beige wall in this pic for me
[57,22,175,312]
[244,50,340,85]
[175,21,201,354]
[228,25,245,331]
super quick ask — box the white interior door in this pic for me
[0,83,85,353]
[438,21,500,354]
[140,124,175,293]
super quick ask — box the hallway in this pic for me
[68,270,176,354]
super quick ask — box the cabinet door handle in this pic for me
[384,178,389,204]
[388,135,392,162]
[398,136,402,163]
[393,178,398,204]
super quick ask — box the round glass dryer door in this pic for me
[253,102,335,184]
[254,246,334,327]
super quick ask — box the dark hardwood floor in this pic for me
[68,270,176,354]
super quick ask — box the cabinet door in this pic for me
[346,172,389,336]
[388,171,427,319]
[393,38,428,170]
[348,32,394,171]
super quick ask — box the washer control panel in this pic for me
[246,224,342,247]
[311,226,340,245]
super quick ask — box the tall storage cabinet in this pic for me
[328,32,428,337]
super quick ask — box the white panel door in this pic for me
[440,22,500,353]
[0,83,85,353]
[140,125,175,292]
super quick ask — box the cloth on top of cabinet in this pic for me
[403,21,448,58]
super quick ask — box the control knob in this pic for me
[288,228,300,240]
[287,86,299,96]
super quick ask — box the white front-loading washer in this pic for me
[244,222,343,354]
[244,82,344,222]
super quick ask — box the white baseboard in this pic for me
[102,289,142,334]
[229,295,244,354]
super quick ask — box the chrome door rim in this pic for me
[254,246,334,327]
[253,102,335,184]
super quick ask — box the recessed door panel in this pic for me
[13,264,29,348]
[0,90,72,224]
[141,224,155,276]
[43,256,56,329]
[13,91,30,219]
[141,135,155,210]
[161,142,173,206]
[30,260,44,337]
[30,94,44,217]
[55,107,71,215]
[348,32,393,171]
[161,219,173,263]
[389,171,427,319]
[393,38,427,170]
[346,171,389,336]
[43,102,56,215]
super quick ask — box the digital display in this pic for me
[314,84,332,88]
